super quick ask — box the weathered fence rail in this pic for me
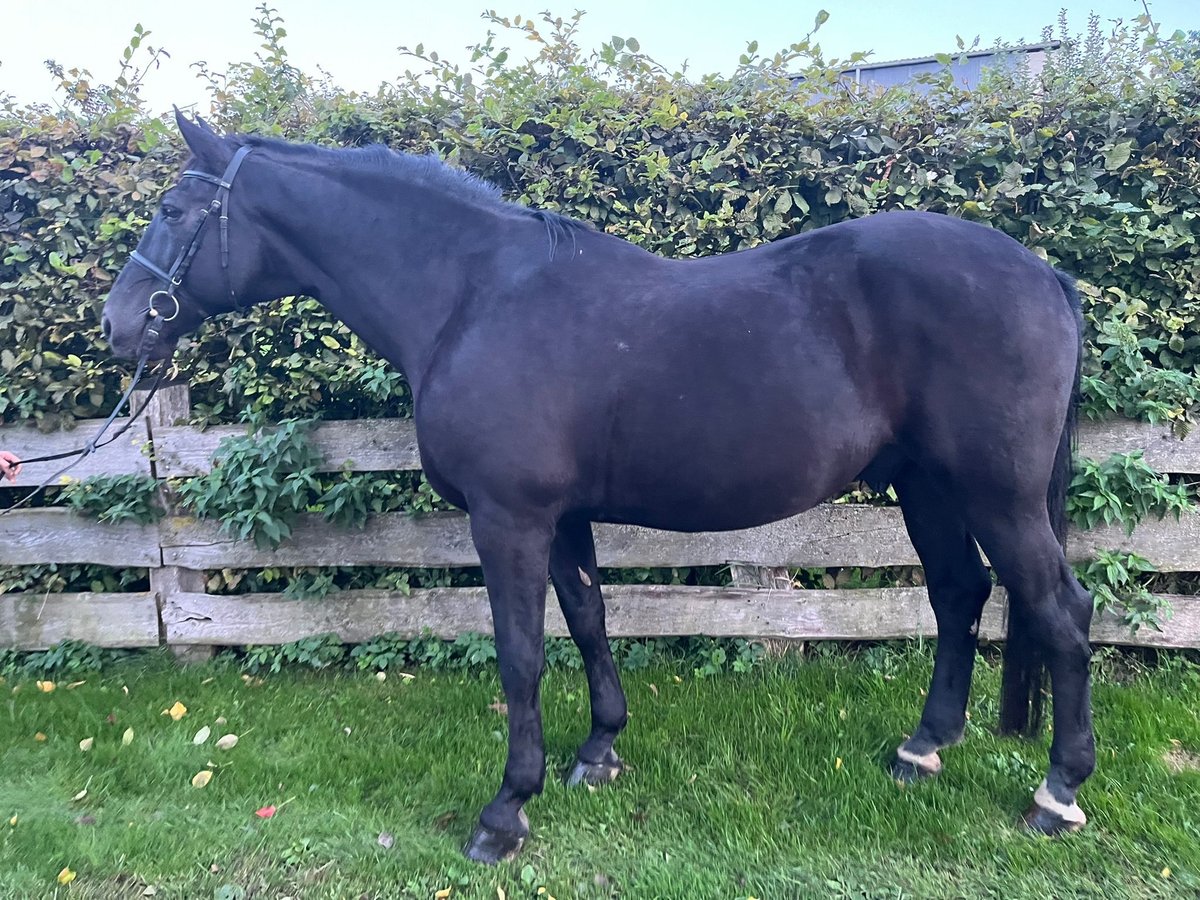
[3,384,1199,652]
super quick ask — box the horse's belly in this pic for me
[595,434,877,533]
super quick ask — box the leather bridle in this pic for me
[128,144,254,320]
[0,146,254,515]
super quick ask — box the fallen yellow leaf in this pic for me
[79,737,94,752]
[57,867,76,885]
[7,815,16,827]
[36,681,55,693]
[122,727,134,746]
[1162,867,1172,879]
[434,889,452,899]
[496,888,506,900]
[34,732,47,742]
[835,757,843,770]
[191,770,213,789]
[162,701,187,721]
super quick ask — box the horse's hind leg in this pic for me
[968,510,1095,832]
[891,466,993,780]
[549,515,628,786]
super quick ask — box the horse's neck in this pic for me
[264,164,509,397]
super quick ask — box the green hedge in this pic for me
[2,9,1199,428]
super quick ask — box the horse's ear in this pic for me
[174,106,229,170]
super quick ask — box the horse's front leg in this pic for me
[550,515,627,786]
[463,503,554,865]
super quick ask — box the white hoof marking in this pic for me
[1033,779,1087,825]
[896,745,942,773]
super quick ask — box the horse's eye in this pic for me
[161,204,183,221]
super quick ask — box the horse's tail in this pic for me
[998,267,1081,736]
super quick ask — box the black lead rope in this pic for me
[0,322,168,518]
[11,365,166,467]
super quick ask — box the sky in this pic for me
[1,0,1193,113]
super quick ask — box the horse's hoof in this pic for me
[566,752,624,788]
[463,823,526,864]
[890,747,942,783]
[1023,781,1086,835]
[1023,802,1087,835]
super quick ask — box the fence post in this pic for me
[728,563,793,590]
[727,562,795,654]
[135,381,213,664]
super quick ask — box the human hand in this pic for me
[0,451,21,483]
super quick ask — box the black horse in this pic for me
[103,113,1095,864]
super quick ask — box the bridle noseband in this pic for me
[128,144,254,324]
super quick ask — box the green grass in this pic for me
[2,647,1199,899]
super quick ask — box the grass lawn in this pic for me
[2,645,1199,899]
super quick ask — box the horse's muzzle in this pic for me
[102,313,176,362]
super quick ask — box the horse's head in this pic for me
[103,111,267,360]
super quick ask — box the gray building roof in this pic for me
[794,40,1062,94]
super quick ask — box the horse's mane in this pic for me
[240,135,590,247]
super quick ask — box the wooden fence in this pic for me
[3,384,1200,654]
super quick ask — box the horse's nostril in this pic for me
[101,316,112,341]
